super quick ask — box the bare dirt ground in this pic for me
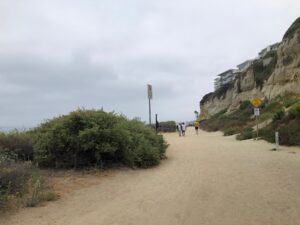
[1,129,300,225]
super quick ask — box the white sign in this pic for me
[254,108,260,116]
[147,84,153,99]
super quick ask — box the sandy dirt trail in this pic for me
[1,129,300,225]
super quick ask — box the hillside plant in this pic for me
[283,17,300,40]
[236,128,254,140]
[223,127,240,136]
[33,109,167,169]
[239,100,251,110]
[156,121,176,133]
[0,131,34,161]
[0,152,56,210]
[252,55,277,89]
[288,102,300,119]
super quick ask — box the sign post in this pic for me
[147,84,153,125]
[254,108,260,139]
[251,98,262,140]
[275,131,279,150]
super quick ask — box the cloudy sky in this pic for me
[0,0,300,128]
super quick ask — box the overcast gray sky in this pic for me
[0,0,300,128]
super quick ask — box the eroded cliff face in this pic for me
[200,21,300,118]
[262,29,300,98]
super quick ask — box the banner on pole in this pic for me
[147,84,153,99]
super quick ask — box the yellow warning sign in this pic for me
[251,98,262,108]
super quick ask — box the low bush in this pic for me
[277,120,300,146]
[283,17,300,40]
[0,161,33,209]
[33,109,167,169]
[236,128,254,140]
[283,96,299,108]
[273,109,285,121]
[203,107,252,132]
[288,102,300,119]
[259,127,275,143]
[262,101,282,114]
[0,152,57,210]
[223,127,240,136]
[215,82,234,99]
[157,121,176,132]
[0,131,34,161]
[239,100,251,110]
[252,55,277,89]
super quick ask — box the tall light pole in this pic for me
[147,84,153,125]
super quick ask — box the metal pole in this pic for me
[256,115,259,140]
[155,114,158,134]
[275,132,279,150]
[148,98,151,125]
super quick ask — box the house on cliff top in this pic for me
[214,69,238,91]
[237,60,254,73]
[258,42,280,58]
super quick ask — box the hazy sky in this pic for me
[0,0,300,127]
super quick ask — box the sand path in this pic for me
[1,129,300,225]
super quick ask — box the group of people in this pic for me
[177,121,200,136]
[176,122,187,136]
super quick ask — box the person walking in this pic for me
[181,122,186,136]
[177,123,182,137]
[194,121,199,135]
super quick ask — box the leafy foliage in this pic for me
[239,100,251,110]
[33,109,167,169]
[202,93,300,146]
[0,131,34,161]
[283,17,300,40]
[288,102,300,119]
[223,127,240,136]
[203,108,252,132]
[252,55,277,89]
[200,92,214,105]
[156,121,176,132]
[215,81,234,99]
[236,128,254,140]
[272,109,285,121]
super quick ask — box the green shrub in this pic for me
[156,121,176,132]
[288,102,300,119]
[259,112,274,122]
[252,56,277,89]
[0,131,34,161]
[239,100,251,110]
[0,160,33,209]
[273,109,285,121]
[236,128,254,140]
[283,97,299,108]
[33,109,167,169]
[283,17,300,40]
[203,107,252,132]
[223,127,240,136]
[277,120,300,146]
[259,127,275,143]
[262,101,282,113]
[215,81,234,99]
[200,92,214,105]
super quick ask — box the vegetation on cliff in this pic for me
[283,17,300,40]
[201,93,300,147]
[252,52,278,89]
